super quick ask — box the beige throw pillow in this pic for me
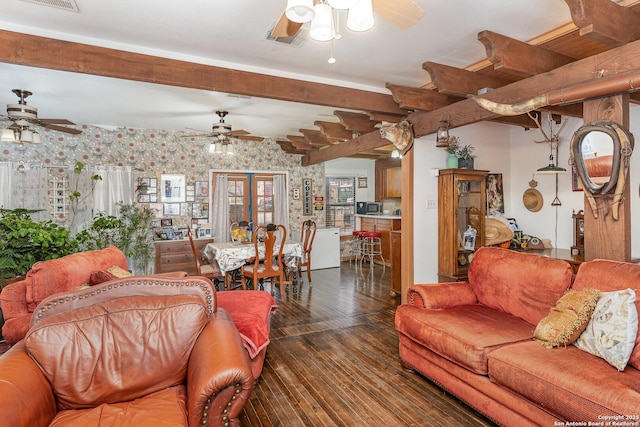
[534,289,600,349]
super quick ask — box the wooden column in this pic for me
[400,147,414,304]
[582,94,631,261]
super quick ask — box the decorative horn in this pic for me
[470,94,549,116]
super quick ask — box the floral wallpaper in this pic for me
[0,122,326,231]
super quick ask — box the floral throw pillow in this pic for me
[574,289,639,371]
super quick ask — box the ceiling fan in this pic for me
[272,0,424,38]
[182,110,265,142]
[2,89,82,137]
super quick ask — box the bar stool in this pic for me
[350,230,366,264]
[360,231,385,270]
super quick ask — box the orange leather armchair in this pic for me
[0,276,253,427]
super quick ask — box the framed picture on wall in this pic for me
[195,181,208,197]
[486,173,504,213]
[192,202,209,219]
[160,174,186,203]
[358,177,368,188]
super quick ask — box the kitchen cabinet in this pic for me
[390,230,401,296]
[155,238,213,275]
[360,216,401,267]
[438,169,488,282]
[375,158,402,201]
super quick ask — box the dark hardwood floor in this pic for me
[239,262,497,427]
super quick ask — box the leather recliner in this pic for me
[0,276,254,427]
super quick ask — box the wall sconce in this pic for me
[436,116,450,148]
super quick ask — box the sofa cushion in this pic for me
[25,246,128,311]
[533,288,600,348]
[488,341,640,421]
[25,294,207,410]
[467,247,574,326]
[89,264,133,285]
[48,386,188,427]
[572,260,640,370]
[395,304,534,374]
[628,290,640,370]
[574,289,638,371]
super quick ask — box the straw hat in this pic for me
[485,218,514,246]
[522,188,543,212]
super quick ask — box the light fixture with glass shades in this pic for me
[285,0,375,63]
[0,119,41,144]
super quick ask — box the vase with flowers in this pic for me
[445,136,460,168]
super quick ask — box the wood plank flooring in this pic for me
[239,263,497,427]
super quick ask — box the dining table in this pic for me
[202,240,304,275]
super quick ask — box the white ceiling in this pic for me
[0,0,575,140]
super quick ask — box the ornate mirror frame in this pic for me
[569,121,634,219]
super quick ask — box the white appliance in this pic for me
[293,227,341,270]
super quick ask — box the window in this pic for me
[326,177,355,233]
[227,175,249,224]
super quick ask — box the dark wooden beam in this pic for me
[365,111,407,123]
[423,61,513,96]
[299,129,335,146]
[333,111,380,134]
[478,30,576,77]
[303,37,640,164]
[314,121,352,140]
[386,84,461,110]
[302,132,388,166]
[287,135,318,151]
[276,140,307,155]
[564,0,640,47]
[0,29,406,116]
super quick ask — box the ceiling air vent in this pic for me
[19,0,80,12]
[264,22,306,47]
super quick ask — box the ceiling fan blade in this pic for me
[35,118,76,125]
[42,124,83,135]
[227,129,250,137]
[372,0,424,29]
[272,12,303,38]
[239,135,265,142]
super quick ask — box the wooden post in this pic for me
[582,94,631,261]
[400,147,414,304]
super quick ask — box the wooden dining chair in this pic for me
[240,224,286,295]
[286,219,317,285]
[187,227,228,290]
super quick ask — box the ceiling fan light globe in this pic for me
[32,132,41,144]
[20,129,34,143]
[328,0,356,9]
[347,0,374,32]
[286,0,315,23]
[309,3,335,41]
[208,143,216,154]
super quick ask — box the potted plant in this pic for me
[445,136,460,168]
[457,144,475,169]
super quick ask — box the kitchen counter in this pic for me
[355,214,402,220]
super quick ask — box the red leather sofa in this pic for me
[1,245,186,345]
[395,247,640,425]
[0,275,254,427]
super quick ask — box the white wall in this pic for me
[324,157,375,202]
[413,107,640,285]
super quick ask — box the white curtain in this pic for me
[93,165,134,217]
[0,162,49,222]
[212,174,230,242]
[273,174,289,233]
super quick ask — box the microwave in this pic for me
[357,202,382,215]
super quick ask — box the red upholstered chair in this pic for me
[0,276,253,427]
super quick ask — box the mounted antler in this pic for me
[527,111,567,148]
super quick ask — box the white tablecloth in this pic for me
[202,241,303,274]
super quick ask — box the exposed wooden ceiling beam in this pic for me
[333,110,380,134]
[365,111,407,123]
[314,121,352,140]
[423,61,513,96]
[423,60,583,118]
[302,37,640,164]
[276,140,308,155]
[0,29,406,116]
[564,0,640,46]
[302,132,388,166]
[386,83,460,110]
[299,129,336,146]
[477,30,576,77]
[287,135,318,151]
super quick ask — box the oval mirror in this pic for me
[570,122,622,195]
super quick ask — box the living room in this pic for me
[2,1,640,425]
